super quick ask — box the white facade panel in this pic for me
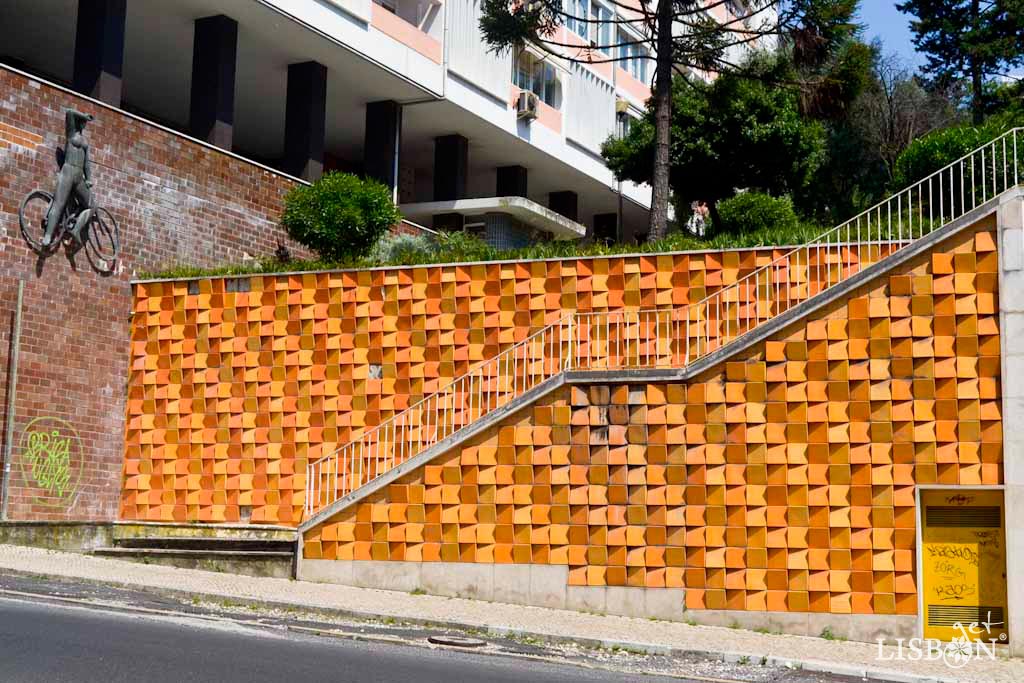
[622,180,652,209]
[447,0,513,101]
[565,64,616,154]
[266,0,444,94]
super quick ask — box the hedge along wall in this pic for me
[0,66,307,521]
[302,221,1001,616]
[122,241,906,525]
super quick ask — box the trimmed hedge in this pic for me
[281,172,401,261]
[715,192,800,235]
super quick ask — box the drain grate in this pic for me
[427,635,488,648]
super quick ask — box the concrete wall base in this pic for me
[0,521,296,553]
[299,559,915,643]
[0,521,115,552]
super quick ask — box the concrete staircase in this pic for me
[92,524,296,578]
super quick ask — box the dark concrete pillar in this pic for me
[189,14,238,150]
[434,213,465,232]
[434,134,468,201]
[549,191,579,222]
[284,61,327,181]
[496,165,528,198]
[364,100,403,195]
[72,0,127,106]
[593,213,618,243]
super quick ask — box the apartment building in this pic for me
[1,0,776,248]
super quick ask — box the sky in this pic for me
[856,1,924,69]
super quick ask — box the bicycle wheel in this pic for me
[83,206,120,273]
[19,190,56,254]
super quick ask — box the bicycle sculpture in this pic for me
[18,109,120,273]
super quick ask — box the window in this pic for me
[565,0,589,38]
[590,4,613,49]
[617,31,649,82]
[514,52,561,108]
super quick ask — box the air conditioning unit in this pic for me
[516,91,539,121]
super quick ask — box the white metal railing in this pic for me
[304,315,575,515]
[305,127,1022,518]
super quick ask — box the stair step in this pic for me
[91,547,294,578]
[112,522,296,544]
[113,536,293,552]
[94,547,293,559]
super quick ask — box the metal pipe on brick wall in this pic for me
[1,280,24,521]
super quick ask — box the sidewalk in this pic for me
[0,544,1019,683]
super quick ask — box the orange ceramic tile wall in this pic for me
[122,243,900,524]
[303,226,1002,615]
[124,248,809,523]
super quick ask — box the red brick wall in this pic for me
[0,66,307,520]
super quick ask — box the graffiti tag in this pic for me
[934,583,976,601]
[945,494,975,506]
[973,530,1000,550]
[25,429,72,497]
[926,545,979,565]
[932,560,966,581]
[16,417,83,508]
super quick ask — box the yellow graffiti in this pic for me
[25,429,72,497]
[16,416,83,508]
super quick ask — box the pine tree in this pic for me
[897,0,1024,124]
[479,0,841,241]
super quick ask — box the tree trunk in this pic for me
[706,199,723,237]
[646,0,674,242]
[969,60,984,125]
[969,0,984,125]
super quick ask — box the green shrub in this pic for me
[892,124,1000,188]
[892,122,1024,220]
[715,192,799,235]
[430,230,496,262]
[281,172,401,261]
[369,230,496,265]
[369,232,435,265]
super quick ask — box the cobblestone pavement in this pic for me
[0,544,1019,682]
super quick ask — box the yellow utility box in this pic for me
[921,489,1008,643]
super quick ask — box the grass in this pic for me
[139,203,947,282]
[819,626,846,641]
[754,626,781,635]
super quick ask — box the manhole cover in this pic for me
[427,635,487,648]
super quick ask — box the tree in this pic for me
[850,51,961,182]
[897,0,1024,124]
[601,63,826,233]
[479,0,847,241]
[795,46,961,222]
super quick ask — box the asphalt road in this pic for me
[0,596,675,683]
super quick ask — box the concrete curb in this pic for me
[3,566,963,683]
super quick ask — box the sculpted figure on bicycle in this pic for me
[42,108,94,249]
[17,109,119,272]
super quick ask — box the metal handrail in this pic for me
[305,127,1022,518]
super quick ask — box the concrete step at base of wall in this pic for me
[112,536,293,553]
[91,547,294,578]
